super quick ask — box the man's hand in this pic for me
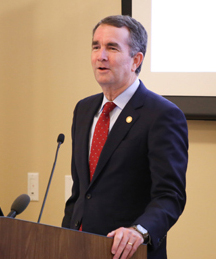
[107,227,144,259]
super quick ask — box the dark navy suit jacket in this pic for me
[62,81,188,259]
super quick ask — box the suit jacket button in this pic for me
[86,193,92,199]
[75,221,80,227]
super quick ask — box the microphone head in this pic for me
[57,133,65,144]
[11,194,30,216]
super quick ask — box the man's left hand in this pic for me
[107,227,144,259]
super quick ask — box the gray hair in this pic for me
[93,15,148,75]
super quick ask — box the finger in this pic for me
[124,239,142,259]
[115,229,143,259]
[113,232,134,259]
[116,240,135,259]
[110,229,124,256]
[107,230,115,237]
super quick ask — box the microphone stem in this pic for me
[7,210,16,218]
[37,142,62,223]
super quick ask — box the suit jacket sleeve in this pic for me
[133,103,188,250]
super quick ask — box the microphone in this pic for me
[7,194,30,218]
[37,133,65,223]
[57,133,65,144]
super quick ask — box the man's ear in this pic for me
[131,52,143,72]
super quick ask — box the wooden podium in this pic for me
[0,217,147,259]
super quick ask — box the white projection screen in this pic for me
[122,0,216,119]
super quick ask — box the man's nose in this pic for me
[98,48,108,61]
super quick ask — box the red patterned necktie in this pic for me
[89,102,116,181]
[79,102,116,231]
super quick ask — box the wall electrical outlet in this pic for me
[28,172,39,201]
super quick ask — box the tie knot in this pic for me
[102,102,116,116]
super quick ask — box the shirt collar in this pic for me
[100,78,140,112]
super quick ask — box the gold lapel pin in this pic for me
[126,116,133,123]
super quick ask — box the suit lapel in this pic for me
[76,93,103,186]
[89,82,147,187]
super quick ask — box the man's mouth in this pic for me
[98,67,109,70]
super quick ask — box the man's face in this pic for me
[91,24,138,91]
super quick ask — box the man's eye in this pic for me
[92,46,99,50]
[109,46,118,51]
[111,47,117,50]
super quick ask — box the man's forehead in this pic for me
[92,24,130,44]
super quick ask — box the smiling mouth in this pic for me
[98,67,109,70]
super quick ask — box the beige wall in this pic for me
[0,1,215,258]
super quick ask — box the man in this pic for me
[62,15,188,259]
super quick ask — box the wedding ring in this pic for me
[127,242,133,246]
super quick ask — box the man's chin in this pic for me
[95,77,113,87]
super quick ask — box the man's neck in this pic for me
[101,76,138,101]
